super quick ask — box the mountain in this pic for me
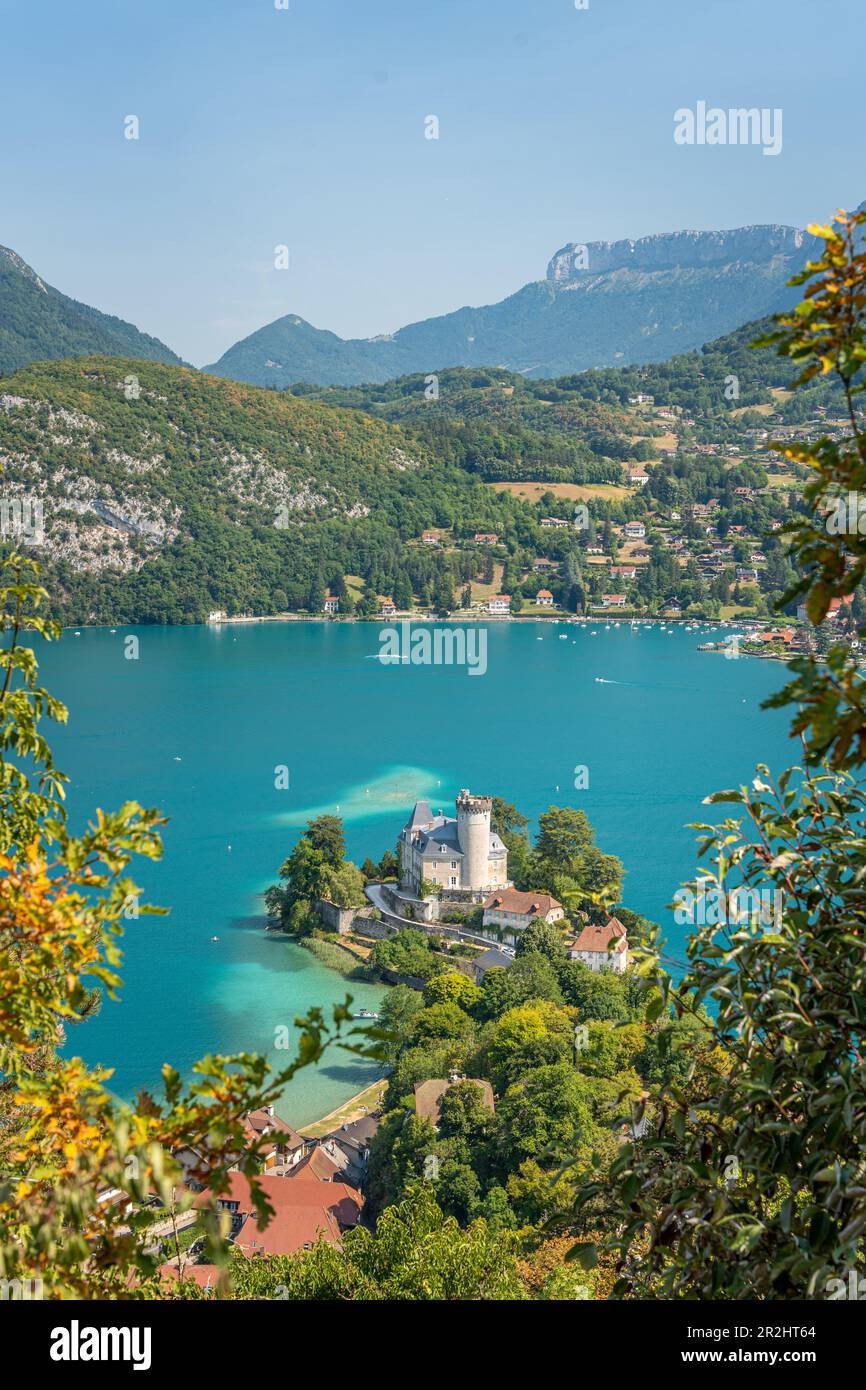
[0,310,820,626]
[0,245,184,376]
[0,355,506,624]
[204,223,819,389]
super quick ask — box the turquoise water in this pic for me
[36,619,795,1125]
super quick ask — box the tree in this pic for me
[423,971,482,1012]
[413,1001,475,1043]
[495,1064,593,1169]
[534,806,593,871]
[377,985,424,1062]
[515,919,567,964]
[305,815,345,866]
[319,859,366,908]
[438,1080,495,1142]
[485,1001,573,1088]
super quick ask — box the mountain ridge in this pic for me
[203,221,820,389]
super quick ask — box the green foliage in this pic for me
[267,816,364,927]
[370,929,448,983]
[412,1001,475,1043]
[223,1185,524,1300]
[422,971,482,1012]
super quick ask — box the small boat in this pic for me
[211,935,220,942]
[355,1008,379,1020]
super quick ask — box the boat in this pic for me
[355,1008,379,1020]
[211,935,220,942]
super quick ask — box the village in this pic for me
[204,386,861,664]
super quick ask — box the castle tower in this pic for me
[456,790,492,891]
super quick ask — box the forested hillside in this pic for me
[0,357,525,624]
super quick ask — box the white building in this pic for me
[482,888,564,945]
[570,918,629,973]
[487,594,511,615]
[400,790,510,898]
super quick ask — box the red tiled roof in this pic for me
[292,1146,344,1182]
[483,888,562,915]
[243,1108,305,1153]
[194,1172,362,1258]
[572,917,628,955]
[159,1263,222,1291]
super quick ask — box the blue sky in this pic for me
[1,0,861,364]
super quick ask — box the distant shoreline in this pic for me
[62,611,776,633]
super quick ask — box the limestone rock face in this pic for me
[546,225,811,282]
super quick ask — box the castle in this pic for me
[399,790,510,899]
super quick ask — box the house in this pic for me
[601,593,627,608]
[570,918,629,973]
[624,521,646,540]
[379,596,397,617]
[609,565,637,581]
[315,1115,379,1189]
[421,531,440,544]
[482,887,564,943]
[323,594,340,615]
[827,595,855,621]
[399,790,510,898]
[194,1173,362,1258]
[736,569,759,585]
[586,545,605,556]
[207,610,227,623]
[291,1145,345,1183]
[535,589,554,607]
[628,468,649,486]
[541,517,568,529]
[241,1107,307,1174]
[628,392,654,405]
[487,594,511,615]
[471,946,514,982]
[533,558,558,573]
[474,532,499,545]
[414,1075,495,1129]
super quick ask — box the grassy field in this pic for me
[470,560,504,603]
[489,481,631,503]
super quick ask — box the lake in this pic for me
[36,618,795,1126]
